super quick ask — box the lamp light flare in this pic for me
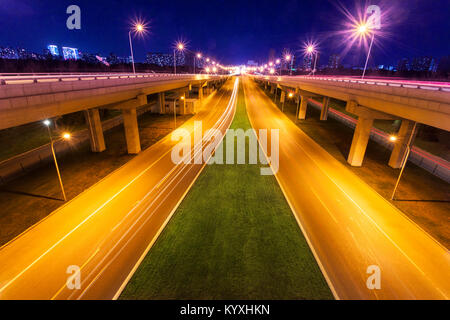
[358,24,368,34]
[43,119,51,126]
[63,133,71,140]
[389,135,397,142]
[136,24,144,32]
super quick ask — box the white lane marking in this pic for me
[292,136,428,277]
[309,187,339,224]
[50,79,239,299]
[242,78,340,300]
[74,79,239,299]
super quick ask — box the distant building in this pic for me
[247,60,258,67]
[328,54,340,69]
[0,47,18,59]
[146,52,185,67]
[62,47,79,60]
[303,55,312,71]
[47,45,59,56]
[410,56,436,72]
[107,53,131,65]
[397,58,410,72]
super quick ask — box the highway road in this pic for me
[0,77,239,300]
[242,76,450,300]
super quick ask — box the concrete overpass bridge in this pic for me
[0,73,227,154]
[253,75,450,168]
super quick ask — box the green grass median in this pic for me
[120,80,333,300]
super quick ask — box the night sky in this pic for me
[0,0,449,66]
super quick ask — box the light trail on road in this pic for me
[0,78,239,300]
[243,76,450,300]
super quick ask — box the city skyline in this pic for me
[0,0,449,67]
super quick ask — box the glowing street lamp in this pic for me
[43,119,71,201]
[285,53,294,76]
[129,22,145,74]
[306,44,318,76]
[174,42,185,74]
[194,52,202,74]
[357,5,382,79]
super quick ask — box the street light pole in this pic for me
[128,31,136,74]
[173,49,177,74]
[45,123,67,201]
[313,52,318,76]
[362,32,375,79]
[290,55,294,76]
[391,122,419,200]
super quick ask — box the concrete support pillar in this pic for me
[280,91,286,103]
[270,85,275,94]
[198,85,204,102]
[347,117,373,166]
[84,108,106,152]
[122,108,141,154]
[298,96,308,120]
[388,120,417,168]
[157,92,165,114]
[320,97,330,121]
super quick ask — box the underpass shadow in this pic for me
[0,188,63,201]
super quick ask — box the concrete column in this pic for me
[298,96,308,120]
[157,92,165,114]
[270,85,275,94]
[280,91,286,103]
[347,117,374,166]
[389,120,417,168]
[122,108,141,154]
[84,108,106,152]
[320,97,330,121]
[198,85,204,102]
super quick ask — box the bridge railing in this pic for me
[0,73,208,85]
[257,75,450,92]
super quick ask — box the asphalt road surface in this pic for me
[0,78,239,300]
[243,76,449,300]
